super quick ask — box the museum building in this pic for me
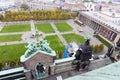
[79,12,120,45]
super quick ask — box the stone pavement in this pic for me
[0,32,27,36]
[0,41,26,46]
[0,23,4,31]
[30,20,36,32]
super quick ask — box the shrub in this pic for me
[90,45,94,50]
[9,61,16,68]
[0,63,3,70]
[74,20,83,26]
[93,45,99,52]
[17,60,22,66]
[94,35,113,48]
[58,50,63,58]
[92,44,104,53]
[99,44,104,51]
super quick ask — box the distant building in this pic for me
[54,0,82,4]
[94,0,110,3]
[0,0,15,9]
[61,3,85,11]
[27,2,58,10]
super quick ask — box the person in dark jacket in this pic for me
[73,39,92,71]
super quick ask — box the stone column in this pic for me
[24,69,32,80]
[113,34,120,43]
[50,64,55,75]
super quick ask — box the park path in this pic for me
[30,20,36,32]
[0,41,26,46]
[50,22,68,46]
[0,32,28,36]
[45,31,74,36]
[0,22,4,31]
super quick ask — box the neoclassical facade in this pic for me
[79,12,120,45]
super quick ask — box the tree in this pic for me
[20,3,29,11]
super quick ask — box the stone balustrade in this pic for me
[50,56,112,75]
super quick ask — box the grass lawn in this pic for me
[54,22,73,32]
[0,34,22,42]
[0,44,26,64]
[63,33,85,44]
[45,35,65,58]
[35,23,55,33]
[1,24,30,33]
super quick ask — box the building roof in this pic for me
[63,3,85,8]
[65,61,120,80]
[21,50,56,62]
[82,12,120,33]
[20,39,56,62]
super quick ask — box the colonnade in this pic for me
[79,13,117,42]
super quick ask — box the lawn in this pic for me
[1,24,30,33]
[45,35,65,58]
[62,33,85,44]
[0,44,27,64]
[35,23,55,33]
[54,22,73,32]
[0,34,22,42]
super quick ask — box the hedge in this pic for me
[94,35,113,48]
[74,20,83,26]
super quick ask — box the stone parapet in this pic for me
[50,57,112,75]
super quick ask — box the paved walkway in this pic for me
[30,20,36,32]
[0,32,27,36]
[0,41,26,46]
[0,23,4,31]
[50,22,68,46]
